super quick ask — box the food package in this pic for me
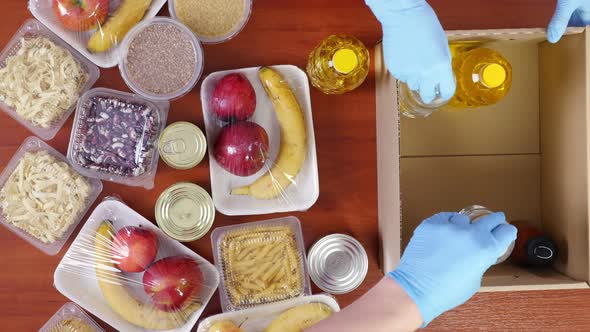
[54,198,220,332]
[0,136,102,255]
[200,65,319,216]
[197,294,340,332]
[0,19,99,140]
[211,217,312,312]
[67,88,169,189]
[28,0,168,68]
[39,302,105,332]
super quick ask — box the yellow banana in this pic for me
[264,303,333,332]
[231,67,307,200]
[94,221,200,330]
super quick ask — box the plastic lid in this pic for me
[159,122,206,170]
[332,48,358,74]
[481,63,507,88]
[526,237,558,266]
[155,182,215,242]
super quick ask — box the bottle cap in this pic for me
[481,63,507,89]
[158,122,207,170]
[332,48,358,74]
[527,237,558,266]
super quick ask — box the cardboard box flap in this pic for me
[448,27,585,42]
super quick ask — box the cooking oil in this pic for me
[307,35,370,94]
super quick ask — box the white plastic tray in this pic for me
[200,65,319,216]
[54,199,220,332]
[196,294,340,332]
[28,0,168,68]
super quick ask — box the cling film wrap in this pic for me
[211,217,312,312]
[201,65,320,216]
[40,302,105,332]
[54,199,220,332]
[28,0,168,68]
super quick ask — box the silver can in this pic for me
[307,234,368,294]
[459,205,515,264]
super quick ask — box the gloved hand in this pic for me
[548,0,590,43]
[388,212,517,326]
[366,0,455,103]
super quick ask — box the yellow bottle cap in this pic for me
[332,48,358,74]
[481,63,507,89]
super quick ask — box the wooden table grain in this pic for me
[1,0,589,331]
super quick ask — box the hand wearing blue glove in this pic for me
[548,0,590,43]
[366,0,455,103]
[388,212,517,326]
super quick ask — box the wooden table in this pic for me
[1,0,589,330]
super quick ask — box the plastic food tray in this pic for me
[211,216,312,312]
[200,65,319,216]
[54,199,220,332]
[0,19,100,140]
[67,88,169,189]
[39,302,105,332]
[0,136,102,255]
[28,0,168,68]
[197,294,340,332]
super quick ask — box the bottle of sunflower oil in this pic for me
[307,35,370,94]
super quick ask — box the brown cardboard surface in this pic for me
[482,264,587,291]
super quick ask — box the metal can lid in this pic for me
[158,122,207,170]
[307,234,368,294]
[155,182,215,242]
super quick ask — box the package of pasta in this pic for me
[0,19,99,140]
[0,136,102,255]
[53,198,220,332]
[211,217,312,312]
[200,65,320,216]
[27,0,168,68]
[40,302,105,332]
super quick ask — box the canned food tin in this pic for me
[155,182,215,242]
[307,234,368,294]
[459,205,515,264]
[158,122,207,170]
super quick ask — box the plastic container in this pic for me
[0,19,99,140]
[54,199,220,332]
[0,136,102,255]
[168,0,252,44]
[67,88,169,189]
[28,0,168,68]
[39,302,104,332]
[119,17,204,101]
[201,65,319,216]
[197,294,340,332]
[211,216,312,312]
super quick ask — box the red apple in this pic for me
[210,73,257,121]
[214,122,269,177]
[111,226,158,273]
[52,0,110,32]
[143,256,203,311]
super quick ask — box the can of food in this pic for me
[459,205,515,264]
[307,234,368,294]
[155,182,215,242]
[158,122,207,170]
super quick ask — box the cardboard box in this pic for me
[376,27,590,291]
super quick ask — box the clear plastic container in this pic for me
[67,88,169,189]
[398,81,451,118]
[0,19,100,140]
[54,199,220,332]
[39,302,104,332]
[197,294,340,332]
[0,136,103,255]
[212,216,312,312]
[118,17,204,101]
[168,0,252,44]
[28,0,168,68]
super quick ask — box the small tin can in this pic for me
[158,121,207,170]
[307,234,368,294]
[155,182,215,242]
[459,205,515,264]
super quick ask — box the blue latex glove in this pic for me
[388,212,517,326]
[366,0,455,103]
[548,0,590,43]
